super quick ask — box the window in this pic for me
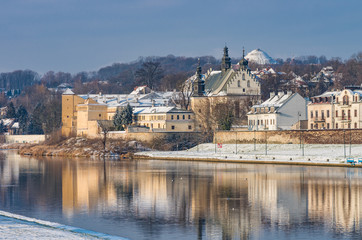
[348,110,351,119]
[310,111,313,118]
[188,115,191,119]
[336,110,338,117]
[327,110,330,118]
[247,80,250,87]
[342,110,345,119]
[171,115,174,120]
[158,123,160,128]
[199,109,201,113]
[355,122,357,128]
[242,73,245,80]
[348,123,351,129]
[321,110,324,119]
[183,115,185,120]
[315,111,318,118]
[177,115,179,120]
[237,80,241,87]
[243,88,245,92]
[336,123,338,129]
[67,115,69,118]
[327,123,330,129]
[311,124,313,129]
[343,95,349,105]
[171,125,175,130]
[99,114,101,117]
[188,125,192,130]
[355,109,357,117]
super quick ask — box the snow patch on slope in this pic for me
[245,49,277,65]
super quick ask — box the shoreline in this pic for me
[134,143,362,168]
[135,154,362,168]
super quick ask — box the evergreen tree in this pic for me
[0,121,5,134]
[16,105,29,134]
[6,102,16,118]
[113,104,133,130]
[28,103,45,134]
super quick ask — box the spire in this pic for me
[221,45,231,73]
[239,47,249,70]
[193,58,205,97]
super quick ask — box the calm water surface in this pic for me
[1,150,362,239]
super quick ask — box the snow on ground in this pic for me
[136,144,362,165]
[0,210,127,240]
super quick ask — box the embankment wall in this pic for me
[215,129,362,144]
[5,135,45,144]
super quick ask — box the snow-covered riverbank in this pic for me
[0,210,126,240]
[136,143,362,166]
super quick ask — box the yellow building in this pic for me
[62,88,196,137]
[308,88,362,129]
[133,107,195,132]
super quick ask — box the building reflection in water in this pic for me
[1,152,362,239]
[58,160,362,239]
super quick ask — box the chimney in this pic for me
[269,92,275,99]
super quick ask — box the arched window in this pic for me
[237,80,241,87]
[343,95,349,105]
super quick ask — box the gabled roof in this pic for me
[63,88,75,95]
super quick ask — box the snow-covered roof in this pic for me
[63,88,75,95]
[252,92,295,109]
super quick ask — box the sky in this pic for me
[1,0,362,74]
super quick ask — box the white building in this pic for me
[247,91,307,130]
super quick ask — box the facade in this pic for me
[308,88,362,129]
[247,91,307,130]
[62,88,194,137]
[133,107,195,132]
[190,47,261,131]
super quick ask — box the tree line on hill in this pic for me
[0,52,362,135]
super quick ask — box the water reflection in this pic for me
[1,151,362,239]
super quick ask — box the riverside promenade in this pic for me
[135,143,362,167]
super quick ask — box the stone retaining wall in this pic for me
[215,129,362,144]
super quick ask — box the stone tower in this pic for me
[221,45,231,73]
[193,59,205,97]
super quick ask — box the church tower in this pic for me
[239,47,249,71]
[221,45,231,73]
[193,59,205,96]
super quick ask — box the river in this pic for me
[0,150,362,239]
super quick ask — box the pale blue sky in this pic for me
[1,0,361,73]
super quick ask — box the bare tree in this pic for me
[98,120,113,155]
[135,61,164,90]
[178,78,194,110]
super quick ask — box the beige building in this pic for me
[134,107,195,132]
[308,88,362,129]
[62,89,195,137]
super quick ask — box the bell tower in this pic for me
[221,45,231,73]
[193,59,205,97]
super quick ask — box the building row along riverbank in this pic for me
[135,143,362,167]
